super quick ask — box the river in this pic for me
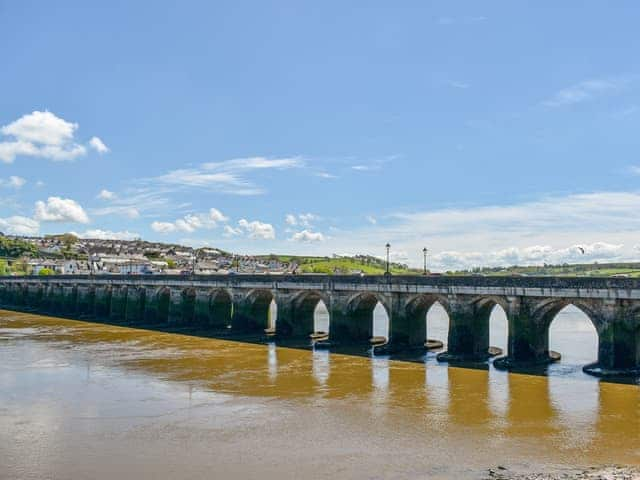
[0,309,638,479]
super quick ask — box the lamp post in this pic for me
[422,247,428,275]
[385,243,391,275]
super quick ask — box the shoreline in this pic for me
[484,466,640,480]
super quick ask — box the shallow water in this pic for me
[0,310,638,480]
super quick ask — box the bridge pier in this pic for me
[76,285,95,317]
[437,298,490,363]
[209,289,232,330]
[166,288,185,324]
[110,286,127,322]
[584,302,640,376]
[94,286,112,320]
[61,285,78,316]
[193,289,211,326]
[125,287,145,324]
[494,298,553,369]
[27,283,44,310]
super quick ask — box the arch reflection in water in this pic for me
[312,347,330,387]
[506,373,557,437]
[267,341,278,380]
[371,356,390,392]
[447,366,492,426]
[548,374,598,449]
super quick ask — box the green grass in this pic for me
[297,258,418,275]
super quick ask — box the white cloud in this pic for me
[209,207,228,223]
[315,172,337,179]
[431,242,625,271]
[202,156,303,171]
[0,216,39,235]
[89,136,109,153]
[91,205,140,219]
[450,81,470,89]
[223,225,242,236]
[97,189,115,200]
[148,156,303,195]
[151,221,177,234]
[352,165,374,171]
[0,176,26,189]
[315,191,640,270]
[285,213,317,227]
[366,215,377,225]
[9,176,26,188]
[238,219,275,239]
[151,209,228,234]
[285,214,297,226]
[542,77,633,107]
[289,229,325,243]
[2,110,77,145]
[0,111,96,163]
[34,196,89,224]
[78,229,139,240]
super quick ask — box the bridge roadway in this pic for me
[1,274,640,376]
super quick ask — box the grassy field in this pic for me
[456,262,640,277]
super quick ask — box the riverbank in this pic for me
[485,466,640,480]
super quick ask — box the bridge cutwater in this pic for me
[1,274,639,377]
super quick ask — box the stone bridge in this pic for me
[1,274,639,376]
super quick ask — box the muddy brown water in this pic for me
[0,310,638,480]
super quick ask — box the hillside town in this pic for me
[0,234,299,276]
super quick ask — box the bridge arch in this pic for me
[472,296,510,355]
[403,294,451,349]
[285,290,331,337]
[208,288,233,329]
[233,289,274,333]
[342,292,390,344]
[181,287,197,324]
[535,300,601,367]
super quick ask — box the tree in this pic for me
[38,268,54,276]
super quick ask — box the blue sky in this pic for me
[2,1,640,269]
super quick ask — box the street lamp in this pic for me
[385,243,391,275]
[422,247,428,275]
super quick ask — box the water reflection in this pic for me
[1,310,640,476]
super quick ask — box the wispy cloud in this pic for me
[449,81,470,89]
[75,229,139,241]
[315,171,337,179]
[145,156,303,196]
[0,176,26,189]
[542,76,635,107]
